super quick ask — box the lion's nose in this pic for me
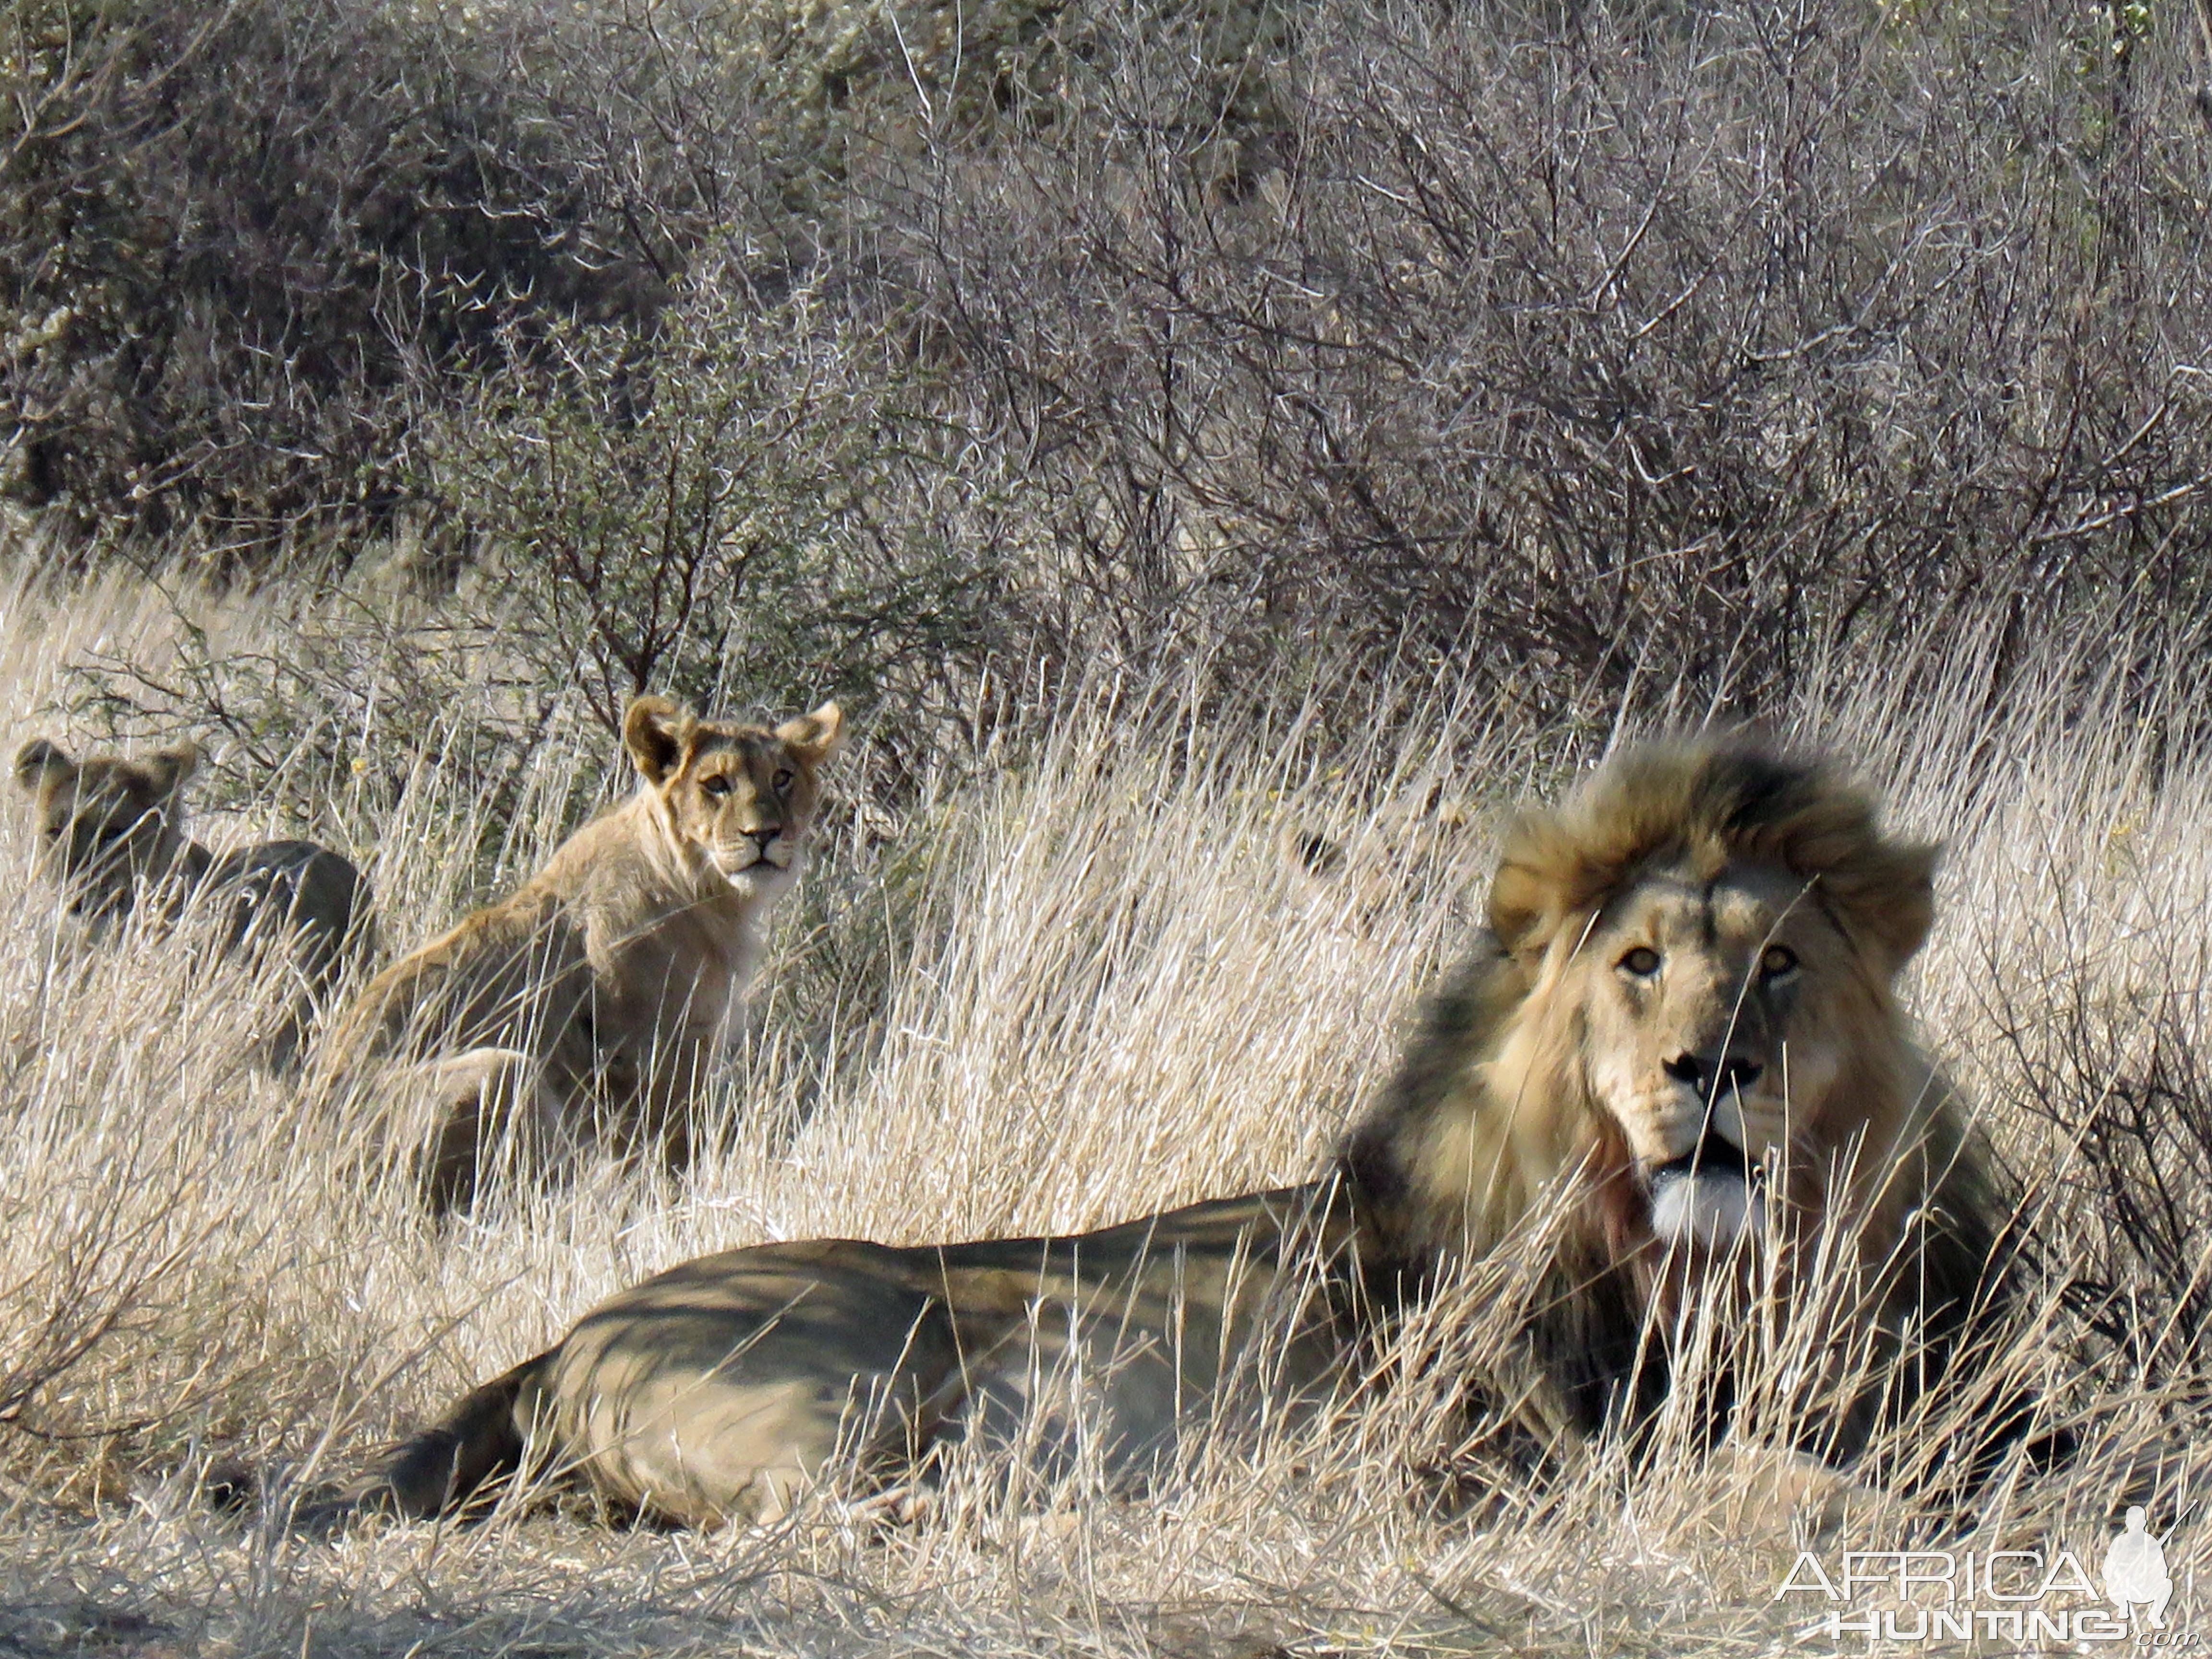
[1663,1053,1764,1096]
[748,827,781,849]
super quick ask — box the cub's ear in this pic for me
[624,696,695,785]
[14,738,73,793]
[143,741,201,799]
[774,701,844,766]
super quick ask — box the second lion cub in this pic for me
[322,695,842,1209]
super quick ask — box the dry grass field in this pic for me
[1,564,2209,1657]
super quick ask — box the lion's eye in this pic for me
[772,768,793,792]
[702,776,731,798]
[1618,946,1661,977]
[41,826,60,841]
[1761,944,1799,979]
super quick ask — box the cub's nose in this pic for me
[748,826,781,849]
[1662,1052,1765,1097]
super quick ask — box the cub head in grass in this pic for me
[619,694,841,906]
[13,735,370,1070]
[16,737,205,929]
[1345,738,2005,1443]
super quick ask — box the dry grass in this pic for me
[1,568,2209,1657]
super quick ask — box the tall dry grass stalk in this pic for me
[0,569,2207,1656]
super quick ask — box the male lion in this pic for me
[319,694,842,1210]
[15,736,370,1070]
[360,739,2015,1528]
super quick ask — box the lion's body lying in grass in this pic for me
[383,1185,1352,1527]
[366,739,2018,1527]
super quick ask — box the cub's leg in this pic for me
[404,1048,569,1214]
[210,842,371,1073]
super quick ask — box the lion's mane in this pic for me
[1339,739,2010,1445]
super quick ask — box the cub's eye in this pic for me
[41,826,60,841]
[772,768,793,792]
[701,776,732,798]
[1760,944,1799,979]
[1617,946,1661,977]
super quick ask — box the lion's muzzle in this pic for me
[1645,1126,1765,1248]
[712,830,792,882]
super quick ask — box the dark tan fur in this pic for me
[14,737,371,1070]
[369,1185,1353,1527]
[363,739,2019,1527]
[319,695,842,1210]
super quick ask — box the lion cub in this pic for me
[14,737,371,1070]
[320,695,842,1210]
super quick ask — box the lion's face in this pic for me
[1345,742,1979,1448]
[623,697,844,901]
[13,738,199,929]
[1565,856,1887,1250]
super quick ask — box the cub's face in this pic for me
[13,738,200,928]
[624,697,844,900]
[1569,858,1886,1249]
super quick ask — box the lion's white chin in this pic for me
[1649,1170,1763,1248]
[713,859,792,898]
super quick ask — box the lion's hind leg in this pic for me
[405,1048,570,1214]
[542,1244,973,1528]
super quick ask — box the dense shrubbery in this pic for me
[3,0,610,551]
[6,0,2211,732]
[413,271,1016,739]
[890,0,2212,705]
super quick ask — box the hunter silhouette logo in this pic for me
[2104,1506,2173,1629]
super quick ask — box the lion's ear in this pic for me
[624,696,695,785]
[1486,811,1573,958]
[14,738,73,793]
[775,701,844,766]
[1486,864,1550,956]
[1816,837,1939,977]
[1839,839,1939,975]
[144,742,200,800]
